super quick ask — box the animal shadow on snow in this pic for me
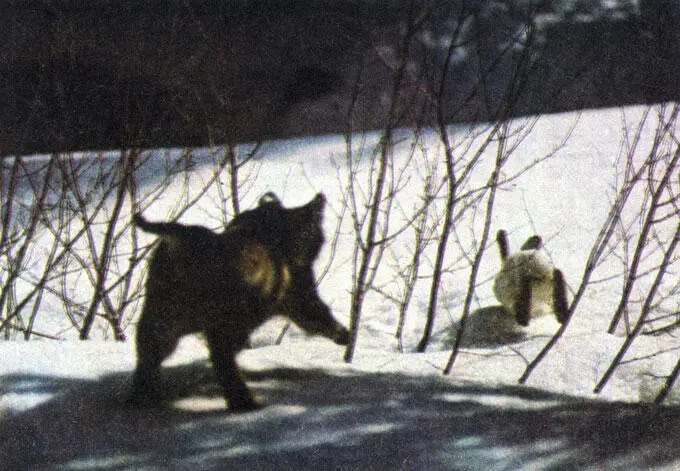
[449,305,530,348]
[3,362,680,470]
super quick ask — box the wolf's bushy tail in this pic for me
[132,213,194,237]
[133,213,162,233]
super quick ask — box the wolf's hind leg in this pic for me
[552,268,569,324]
[205,330,261,412]
[129,315,179,406]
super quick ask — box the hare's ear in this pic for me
[497,230,510,262]
[521,235,542,251]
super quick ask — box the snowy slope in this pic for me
[2,338,680,470]
[2,106,680,469]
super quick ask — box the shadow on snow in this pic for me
[1,363,679,470]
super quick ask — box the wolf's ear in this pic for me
[309,193,326,219]
[312,193,326,209]
[259,192,281,206]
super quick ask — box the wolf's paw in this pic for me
[126,393,164,409]
[228,396,263,413]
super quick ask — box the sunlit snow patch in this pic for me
[436,392,560,410]
[0,389,54,413]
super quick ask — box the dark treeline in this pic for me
[1,0,678,154]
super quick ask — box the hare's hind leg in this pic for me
[552,268,569,324]
[515,276,532,326]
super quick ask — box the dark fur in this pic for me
[520,235,542,251]
[129,192,349,412]
[497,229,510,262]
[552,268,570,324]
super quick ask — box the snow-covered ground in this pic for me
[3,105,680,470]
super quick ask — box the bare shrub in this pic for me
[519,104,680,399]
[0,148,264,341]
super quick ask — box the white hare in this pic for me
[493,230,569,326]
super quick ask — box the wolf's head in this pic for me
[227,192,326,266]
[282,193,325,266]
[228,193,348,343]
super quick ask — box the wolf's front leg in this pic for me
[205,330,261,412]
[287,296,349,345]
[284,269,349,345]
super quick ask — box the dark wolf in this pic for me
[129,192,349,412]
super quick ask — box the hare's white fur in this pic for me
[493,245,555,320]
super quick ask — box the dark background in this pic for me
[1,0,678,154]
